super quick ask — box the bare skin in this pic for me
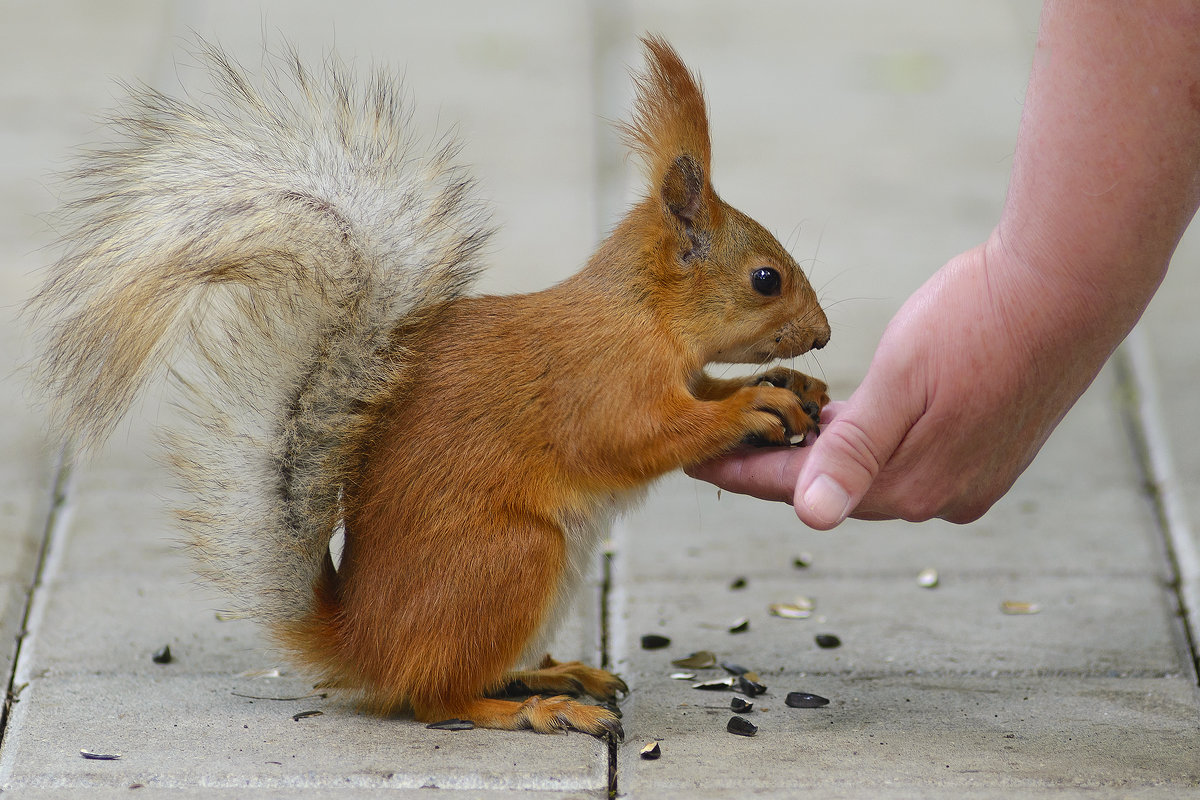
[688,1,1200,528]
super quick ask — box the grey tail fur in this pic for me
[25,42,491,631]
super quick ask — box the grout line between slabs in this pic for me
[0,448,74,787]
[1118,326,1200,682]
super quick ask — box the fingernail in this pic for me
[802,475,851,528]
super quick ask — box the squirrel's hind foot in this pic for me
[416,696,624,740]
[496,654,628,701]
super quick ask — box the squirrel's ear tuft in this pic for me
[619,35,713,194]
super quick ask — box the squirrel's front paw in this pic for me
[743,369,829,446]
[739,384,818,447]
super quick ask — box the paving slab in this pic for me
[617,676,1200,798]
[606,1,1200,796]
[1,0,609,796]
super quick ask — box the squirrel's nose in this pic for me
[811,326,830,351]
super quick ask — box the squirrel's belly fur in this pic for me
[27,37,831,736]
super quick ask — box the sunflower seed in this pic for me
[641,634,672,650]
[292,710,323,721]
[670,672,696,680]
[730,576,747,590]
[693,677,736,690]
[80,750,121,761]
[917,568,939,588]
[640,741,662,760]
[151,645,173,664]
[426,718,475,731]
[730,697,755,713]
[728,617,750,634]
[720,662,750,676]
[735,676,767,697]
[815,633,841,649]
[793,553,814,569]
[727,716,758,736]
[769,603,812,619]
[671,651,716,669]
[785,691,830,708]
[1001,601,1041,615]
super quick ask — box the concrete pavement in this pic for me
[2,1,1198,797]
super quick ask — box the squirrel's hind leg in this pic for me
[497,654,628,702]
[414,696,623,739]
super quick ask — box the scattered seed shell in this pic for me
[291,710,323,721]
[793,553,814,569]
[671,651,716,669]
[693,677,736,691]
[815,633,842,649]
[728,617,750,634]
[730,697,755,713]
[769,603,812,619]
[735,676,768,697]
[151,645,173,664]
[80,750,121,761]
[426,718,476,731]
[917,567,939,588]
[1001,601,1041,615]
[641,634,672,650]
[729,576,747,590]
[720,661,750,676]
[670,672,696,680]
[785,691,830,708]
[640,741,662,760]
[727,716,758,737]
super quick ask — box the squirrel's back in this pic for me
[26,42,491,634]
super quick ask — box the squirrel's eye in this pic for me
[750,267,781,297]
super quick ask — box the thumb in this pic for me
[793,396,909,530]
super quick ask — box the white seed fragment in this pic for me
[1001,600,1041,615]
[769,603,812,619]
[670,672,696,680]
[917,568,939,589]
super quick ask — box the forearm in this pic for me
[997,0,1200,346]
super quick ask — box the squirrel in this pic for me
[26,36,830,738]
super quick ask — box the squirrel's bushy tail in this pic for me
[26,42,490,633]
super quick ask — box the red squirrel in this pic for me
[27,36,830,737]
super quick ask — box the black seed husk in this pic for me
[720,661,750,676]
[426,718,475,731]
[80,750,121,761]
[728,618,750,634]
[641,634,672,650]
[640,741,662,760]
[785,692,830,708]
[730,576,747,590]
[735,676,767,697]
[727,716,758,736]
[731,697,754,713]
[151,645,172,664]
[291,710,323,721]
[815,633,842,649]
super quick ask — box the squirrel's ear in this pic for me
[619,35,713,199]
[662,154,704,227]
